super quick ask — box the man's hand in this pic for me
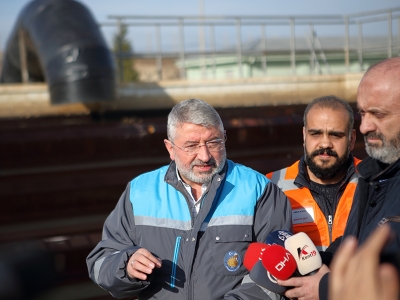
[277,264,330,300]
[329,224,399,300]
[127,248,162,280]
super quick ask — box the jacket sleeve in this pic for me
[86,184,149,298]
[224,181,293,300]
[318,273,330,300]
[253,181,293,239]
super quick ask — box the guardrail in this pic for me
[99,7,400,82]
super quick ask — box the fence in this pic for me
[99,7,400,82]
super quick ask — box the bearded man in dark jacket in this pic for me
[278,57,400,300]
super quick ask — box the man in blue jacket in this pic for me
[87,98,292,299]
[278,57,400,300]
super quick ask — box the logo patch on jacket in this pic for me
[224,251,242,272]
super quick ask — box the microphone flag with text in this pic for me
[243,240,297,294]
[284,232,322,275]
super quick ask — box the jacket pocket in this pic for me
[210,225,252,276]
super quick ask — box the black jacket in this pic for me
[319,156,400,300]
[343,156,400,249]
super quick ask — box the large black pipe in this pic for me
[0,0,117,105]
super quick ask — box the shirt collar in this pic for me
[175,166,209,200]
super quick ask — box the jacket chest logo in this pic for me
[224,251,242,272]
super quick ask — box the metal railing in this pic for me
[99,7,400,82]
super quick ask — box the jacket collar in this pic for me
[357,155,400,182]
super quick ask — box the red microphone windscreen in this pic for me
[261,244,297,280]
[243,242,269,271]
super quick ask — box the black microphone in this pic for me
[265,230,293,247]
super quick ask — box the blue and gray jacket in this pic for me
[86,160,292,300]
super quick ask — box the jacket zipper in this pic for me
[170,236,182,288]
[297,157,356,246]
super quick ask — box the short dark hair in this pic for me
[303,95,354,135]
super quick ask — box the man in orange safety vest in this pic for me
[267,95,361,250]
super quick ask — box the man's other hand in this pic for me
[277,264,330,300]
[329,225,399,300]
[127,248,162,280]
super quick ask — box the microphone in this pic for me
[250,261,287,294]
[243,242,269,271]
[243,242,287,294]
[265,230,293,247]
[261,244,297,280]
[284,232,322,276]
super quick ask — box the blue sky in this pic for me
[1,0,399,51]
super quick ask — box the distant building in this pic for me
[179,36,391,80]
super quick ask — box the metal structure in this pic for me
[102,8,400,81]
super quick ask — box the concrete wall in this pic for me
[0,72,363,118]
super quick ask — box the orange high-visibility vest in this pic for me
[267,158,361,250]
